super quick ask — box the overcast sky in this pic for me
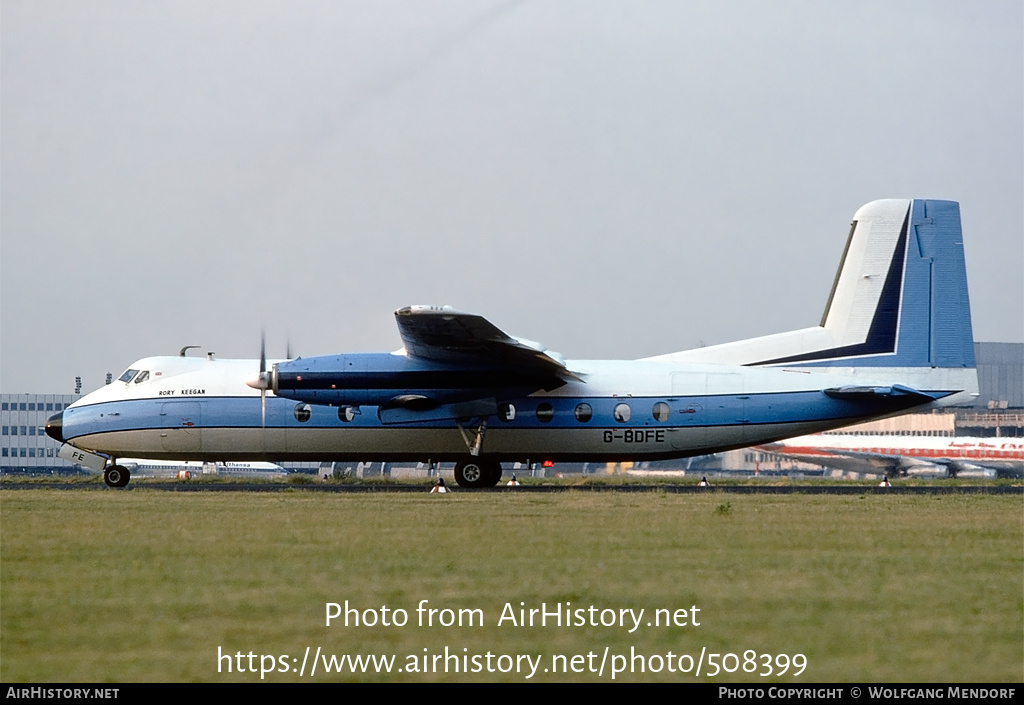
[2,0,1021,395]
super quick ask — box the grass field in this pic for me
[2,488,1021,682]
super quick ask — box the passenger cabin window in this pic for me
[294,404,311,422]
[118,369,139,383]
[498,403,516,422]
[613,403,631,423]
[338,406,356,422]
[574,403,592,423]
[536,403,554,423]
[652,402,670,422]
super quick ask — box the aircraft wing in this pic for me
[761,446,904,475]
[828,453,1002,478]
[756,445,951,478]
[394,306,581,383]
[830,450,941,476]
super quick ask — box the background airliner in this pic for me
[115,459,287,480]
[757,434,1024,479]
[47,199,979,488]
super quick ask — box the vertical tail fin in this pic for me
[762,198,975,368]
[648,199,977,393]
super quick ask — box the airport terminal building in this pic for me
[1,394,81,474]
[2,343,1021,476]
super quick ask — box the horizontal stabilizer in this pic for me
[822,384,938,402]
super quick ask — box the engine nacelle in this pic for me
[947,462,998,479]
[903,463,951,479]
[272,352,552,407]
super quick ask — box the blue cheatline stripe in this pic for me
[62,390,941,440]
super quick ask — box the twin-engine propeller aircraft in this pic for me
[47,199,979,488]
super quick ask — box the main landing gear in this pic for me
[453,459,502,488]
[103,463,131,488]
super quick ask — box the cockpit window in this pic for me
[118,369,140,383]
[133,371,150,384]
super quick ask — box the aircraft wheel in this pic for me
[454,460,501,488]
[454,460,486,488]
[104,464,130,488]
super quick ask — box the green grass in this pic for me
[1,490,1021,682]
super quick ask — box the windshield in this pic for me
[118,369,139,383]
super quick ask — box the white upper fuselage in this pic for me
[66,353,974,407]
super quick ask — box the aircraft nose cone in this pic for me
[45,411,64,443]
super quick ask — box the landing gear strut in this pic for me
[453,459,502,488]
[103,464,131,488]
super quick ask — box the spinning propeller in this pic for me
[245,331,283,428]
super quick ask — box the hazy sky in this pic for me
[3,0,1022,395]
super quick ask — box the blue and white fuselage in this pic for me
[48,199,979,487]
[52,353,964,463]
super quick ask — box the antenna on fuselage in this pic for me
[179,345,201,357]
